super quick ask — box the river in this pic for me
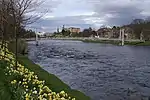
[28,40,150,100]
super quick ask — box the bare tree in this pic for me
[0,0,12,59]
[0,0,46,67]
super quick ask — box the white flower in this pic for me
[42,98,47,100]
[33,91,37,94]
[33,87,36,90]
[19,81,21,84]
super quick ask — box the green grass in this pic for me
[18,55,90,100]
[134,41,150,46]
[8,40,28,54]
[82,39,150,46]
[82,39,120,45]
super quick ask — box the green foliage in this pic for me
[82,39,150,46]
[70,33,79,37]
[0,81,12,100]
[8,39,28,55]
[128,18,150,40]
[19,29,36,38]
[79,28,97,37]
[0,61,23,100]
[0,47,77,100]
[63,30,71,36]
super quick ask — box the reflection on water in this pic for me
[28,40,150,100]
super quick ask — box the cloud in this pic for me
[87,0,150,25]
[27,0,150,32]
[29,15,94,32]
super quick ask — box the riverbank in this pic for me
[82,39,150,46]
[0,41,91,100]
[48,37,150,46]
[18,55,91,100]
[24,37,150,46]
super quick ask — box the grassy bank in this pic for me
[8,40,28,54]
[82,39,150,46]
[18,55,90,100]
[82,39,120,45]
[0,40,90,100]
[51,38,85,41]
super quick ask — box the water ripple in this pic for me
[28,40,150,100]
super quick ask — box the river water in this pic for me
[28,40,150,100]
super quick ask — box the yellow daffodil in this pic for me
[0,44,76,100]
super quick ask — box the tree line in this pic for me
[126,19,150,40]
[0,0,42,41]
[53,19,150,40]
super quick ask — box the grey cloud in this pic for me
[29,16,93,32]
[28,0,150,32]
[87,0,150,26]
[105,5,143,25]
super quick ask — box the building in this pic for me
[96,26,135,39]
[97,28,112,38]
[44,32,53,37]
[68,27,80,33]
[122,27,135,40]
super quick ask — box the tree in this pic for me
[82,27,93,37]
[113,26,117,29]
[0,0,45,67]
[127,18,150,39]
[61,25,65,35]
[91,31,97,37]
[64,30,71,36]
[131,19,145,24]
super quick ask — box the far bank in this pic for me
[38,37,150,46]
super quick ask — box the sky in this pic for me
[27,0,150,32]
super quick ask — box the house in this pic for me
[96,26,135,39]
[111,27,120,38]
[122,27,135,39]
[36,32,45,38]
[68,27,80,33]
[97,28,112,38]
[44,32,53,38]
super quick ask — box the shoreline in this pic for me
[82,39,150,46]
[33,37,150,46]
[18,55,91,100]
[3,41,91,100]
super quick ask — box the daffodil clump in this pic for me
[0,43,75,100]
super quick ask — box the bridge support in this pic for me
[36,33,39,46]
[119,29,125,46]
[121,29,125,46]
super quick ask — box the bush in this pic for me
[8,39,28,55]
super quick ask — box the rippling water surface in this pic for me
[28,40,150,100]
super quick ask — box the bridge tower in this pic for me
[35,28,39,46]
[119,28,125,46]
[36,33,39,46]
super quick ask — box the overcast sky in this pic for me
[28,0,150,32]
